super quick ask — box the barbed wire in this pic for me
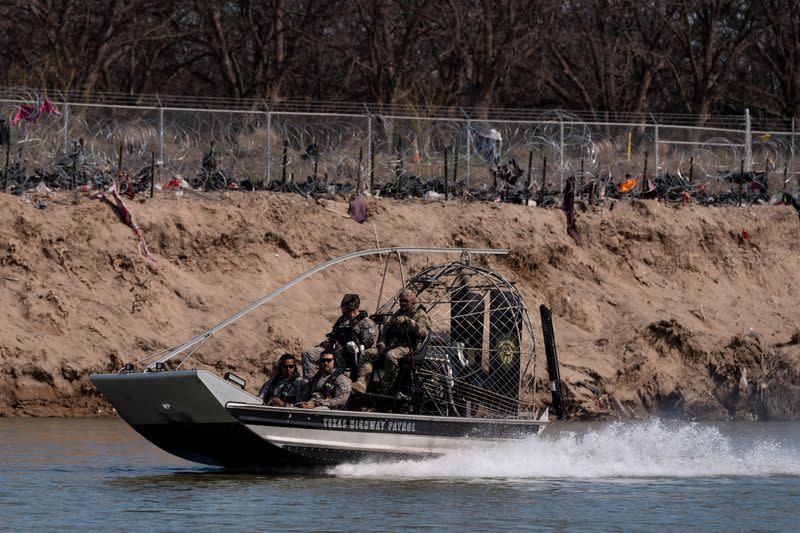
[0,86,795,130]
[0,92,797,205]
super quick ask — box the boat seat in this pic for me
[370,333,431,372]
[409,333,432,364]
[390,334,433,394]
[359,334,431,395]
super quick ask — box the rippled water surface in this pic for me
[1,418,799,531]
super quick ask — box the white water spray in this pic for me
[330,420,800,479]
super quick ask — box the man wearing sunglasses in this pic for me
[258,353,308,407]
[298,349,352,409]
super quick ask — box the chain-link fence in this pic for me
[1,93,797,203]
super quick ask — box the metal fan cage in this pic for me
[376,260,538,419]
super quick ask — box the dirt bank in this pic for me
[2,190,799,419]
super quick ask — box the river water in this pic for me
[1,418,799,532]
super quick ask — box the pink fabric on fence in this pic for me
[11,98,62,126]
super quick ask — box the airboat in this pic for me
[91,248,565,469]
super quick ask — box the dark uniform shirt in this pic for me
[258,374,308,405]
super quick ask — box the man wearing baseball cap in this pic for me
[300,293,377,378]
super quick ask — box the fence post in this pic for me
[627,130,632,161]
[559,118,565,193]
[525,150,533,205]
[641,151,649,193]
[744,108,752,172]
[265,109,271,186]
[465,119,472,193]
[62,103,69,154]
[370,140,375,192]
[282,139,288,184]
[158,106,164,170]
[357,146,363,193]
[452,146,458,193]
[789,117,800,194]
[150,152,155,198]
[654,122,659,180]
[444,146,449,200]
[366,112,372,193]
[738,159,745,205]
[540,155,547,206]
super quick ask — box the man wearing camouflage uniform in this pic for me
[352,289,431,393]
[258,353,308,406]
[301,293,378,378]
[299,350,352,409]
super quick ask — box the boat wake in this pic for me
[330,419,800,479]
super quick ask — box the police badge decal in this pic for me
[497,337,517,368]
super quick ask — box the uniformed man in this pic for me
[258,353,308,406]
[301,293,378,377]
[352,289,431,393]
[299,350,352,409]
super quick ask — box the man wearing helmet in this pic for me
[352,289,431,394]
[300,293,378,378]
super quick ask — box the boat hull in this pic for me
[90,370,300,468]
[229,403,546,466]
[91,370,547,469]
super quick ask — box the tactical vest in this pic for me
[270,376,302,401]
[330,311,368,346]
[311,369,344,398]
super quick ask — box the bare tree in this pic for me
[657,0,760,121]
[341,0,434,104]
[751,0,800,118]
[531,1,672,117]
[0,0,181,95]
[427,0,540,113]
[0,0,795,123]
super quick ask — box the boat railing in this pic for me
[120,247,509,372]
